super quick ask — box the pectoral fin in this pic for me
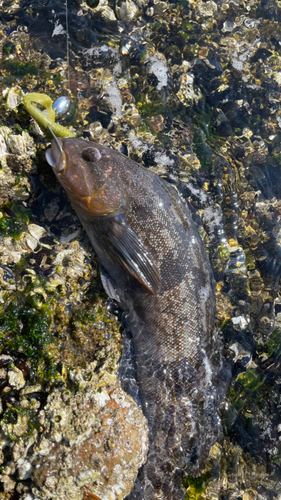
[93,217,161,295]
[100,265,121,302]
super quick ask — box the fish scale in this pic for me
[46,136,225,499]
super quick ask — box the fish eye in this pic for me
[82,148,102,162]
[82,151,94,162]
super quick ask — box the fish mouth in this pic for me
[45,131,66,172]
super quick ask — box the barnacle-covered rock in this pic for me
[151,0,168,15]
[133,0,149,8]
[0,126,35,205]
[0,236,148,498]
[115,0,141,21]
[0,0,21,14]
[7,366,26,390]
[2,86,24,110]
[80,0,116,20]
[193,0,217,18]
[176,62,203,104]
[146,51,169,91]
[31,366,148,500]
[103,78,123,118]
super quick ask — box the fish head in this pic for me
[46,137,132,218]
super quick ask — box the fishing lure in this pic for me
[23,93,74,138]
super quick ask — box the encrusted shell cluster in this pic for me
[31,367,148,500]
[0,123,35,206]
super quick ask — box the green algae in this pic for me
[72,299,119,329]
[134,87,166,120]
[0,294,56,384]
[138,100,166,118]
[229,369,267,416]
[54,72,63,83]
[0,267,61,384]
[0,203,31,239]
[4,60,39,77]
[180,20,195,33]
[191,128,213,171]
[177,0,189,9]
[273,152,281,166]
[71,300,120,355]
[2,41,15,55]
[183,474,206,500]
[263,328,281,360]
[139,50,147,62]
[2,404,39,441]
[217,243,230,261]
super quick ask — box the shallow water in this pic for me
[1,0,281,499]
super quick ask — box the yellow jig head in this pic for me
[23,93,74,138]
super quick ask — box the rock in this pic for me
[31,367,148,500]
[8,366,26,390]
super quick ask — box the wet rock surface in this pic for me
[31,369,148,500]
[1,0,281,498]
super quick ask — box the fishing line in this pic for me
[65,0,70,95]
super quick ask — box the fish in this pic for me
[46,135,224,500]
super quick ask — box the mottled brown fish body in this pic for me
[46,138,222,500]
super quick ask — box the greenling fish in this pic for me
[24,94,224,500]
